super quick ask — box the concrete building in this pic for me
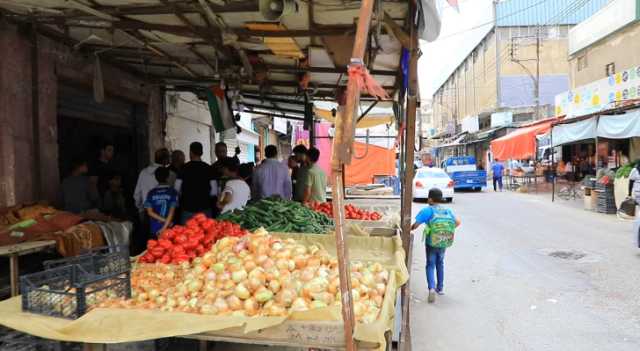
[568,0,640,88]
[431,0,609,139]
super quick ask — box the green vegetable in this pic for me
[218,197,334,234]
[615,162,638,179]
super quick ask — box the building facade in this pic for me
[431,0,609,138]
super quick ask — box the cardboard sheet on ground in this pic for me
[0,234,408,350]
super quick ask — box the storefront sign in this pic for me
[273,117,288,134]
[491,111,513,127]
[461,115,479,133]
[555,64,640,118]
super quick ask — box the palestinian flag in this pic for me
[207,86,234,132]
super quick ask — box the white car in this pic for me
[413,167,454,202]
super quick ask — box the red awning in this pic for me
[490,119,555,160]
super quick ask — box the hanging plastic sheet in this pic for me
[597,109,640,139]
[551,117,597,147]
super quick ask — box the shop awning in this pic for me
[551,117,597,147]
[597,109,640,139]
[491,119,555,160]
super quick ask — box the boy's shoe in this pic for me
[428,289,436,303]
[436,290,445,296]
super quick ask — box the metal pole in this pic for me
[493,0,501,110]
[535,26,540,120]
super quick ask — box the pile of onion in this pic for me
[99,229,389,323]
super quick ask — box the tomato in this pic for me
[173,254,189,263]
[160,254,171,264]
[195,245,206,255]
[187,251,196,260]
[184,238,199,250]
[150,246,165,258]
[171,245,185,257]
[185,219,198,229]
[203,233,215,244]
[174,234,188,245]
[142,252,155,263]
[158,239,173,250]
[146,240,158,249]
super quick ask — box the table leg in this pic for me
[9,254,19,297]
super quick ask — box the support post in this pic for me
[31,23,42,200]
[551,127,555,202]
[398,5,419,351]
[330,0,376,350]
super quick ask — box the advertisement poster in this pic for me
[555,64,640,118]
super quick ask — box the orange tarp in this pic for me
[490,119,554,160]
[343,142,395,186]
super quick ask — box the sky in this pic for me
[418,0,496,100]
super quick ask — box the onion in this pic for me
[211,263,225,274]
[187,279,203,294]
[268,279,281,293]
[275,258,289,270]
[293,256,307,269]
[247,277,264,293]
[255,289,274,303]
[213,297,229,313]
[243,298,259,316]
[244,260,257,271]
[226,295,242,311]
[193,257,203,266]
[188,297,199,309]
[353,301,367,318]
[137,292,148,303]
[306,257,321,268]
[234,283,251,300]
[276,288,297,307]
[300,268,316,282]
[217,272,231,282]
[311,291,334,305]
[293,245,307,256]
[148,289,160,300]
[199,304,218,315]
[231,269,248,283]
[266,303,287,316]
[261,258,275,270]
[206,271,217,282]
[290,297,309,312]
[271,241,284,251]
[155,296,166,305]
[202,252,215,267]
[351,289,361,301]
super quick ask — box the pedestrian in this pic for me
[175,142,216,223]
[102,175,127,220]
[212,142,240,180]
[169,150,185,175]
[292,145,309,202]
[491,159,504,192]
[411,188,461,303]
[60,157,99,214]
[144,167,178,238]
[253,145,293,200]
[303,147,327,203]
[628,162,640,204]
[133,148,173,216]
[89,141,116,201]
[217,157,251,214]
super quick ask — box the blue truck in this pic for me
[442,156,487,191]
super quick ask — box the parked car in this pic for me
[442,156,487,191]
[413,167,454,202]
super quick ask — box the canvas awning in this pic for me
[551,117,597,147]
[597,109,640,139]
[491,119,555,160]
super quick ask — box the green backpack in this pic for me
[423,206,456,248]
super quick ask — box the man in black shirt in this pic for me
[89,141,116,202]
[175,142,216,223]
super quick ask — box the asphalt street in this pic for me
[409,190,640,351]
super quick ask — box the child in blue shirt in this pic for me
[144,167,178,237]
[411,188,461,303]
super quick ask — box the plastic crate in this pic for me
[21,264,131,319]
[44,245,130,276]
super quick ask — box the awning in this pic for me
[491,119,555,160]
[597,109,640,139]
[433,132,468,150]
[315,108,394,128]
[551,117,597,147]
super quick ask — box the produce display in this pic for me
[100,229,389,323]
[139,214,248,264]
[309,202,383,221]
[218,198,334,233]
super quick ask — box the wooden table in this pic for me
[0,241,56,296]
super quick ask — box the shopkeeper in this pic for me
[60,158,99,214]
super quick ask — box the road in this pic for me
[409,191,640,351]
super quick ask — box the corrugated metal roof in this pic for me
[496,0,611,27]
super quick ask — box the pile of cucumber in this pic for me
[218,198,334,233]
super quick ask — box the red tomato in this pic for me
[174,234,188,245]
[173,254,189,263]
[160,254,171,264]
[171,245,185,257]
[150,246,165,258]
[184,238,199,250]
[203,233,215,244]
[142,252,155,263]
[195,245,206,255]
[158,239,173,250]
[187,251,196,260]
[147,240,158,249]
[185,219,198,229]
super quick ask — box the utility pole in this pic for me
[493,0,501,109]
[510,26,541,120]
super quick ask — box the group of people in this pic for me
[135,142,327,243]
[59,139,328,252]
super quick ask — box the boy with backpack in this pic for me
[411,188,461,303]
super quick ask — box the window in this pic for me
[416,169,449,179]
[577,53,588,71]
[606,62,616,77]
